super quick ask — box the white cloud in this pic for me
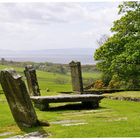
[0,3,120,24]
[0,2,121,50]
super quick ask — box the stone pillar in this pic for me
[24,65,40,96]
[0,69,39,128]
[69,61,83,93]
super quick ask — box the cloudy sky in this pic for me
[0,2,121,51]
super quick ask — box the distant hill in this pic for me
[0,48,97,64]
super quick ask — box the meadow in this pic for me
[0,64,101,93]
[0,64,140,138]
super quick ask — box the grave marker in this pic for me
[24,65,40,96]
[69,61,83,92]
[0,69,40,128]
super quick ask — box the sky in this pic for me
[0,2,121,51]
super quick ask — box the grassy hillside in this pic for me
[0,64,101,93]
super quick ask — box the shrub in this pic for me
[94,80,104,89]
[108,80,120,89]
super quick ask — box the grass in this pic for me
[1,64,140,137]
[37,95,140,137]
[1,94,140,138]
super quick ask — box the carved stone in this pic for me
[24,65,40,96]
[0,69,39,128]
[69,61,83,92]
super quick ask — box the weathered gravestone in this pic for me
[69,61,83,93]
[0,69,49,128]
[24,65,40,96]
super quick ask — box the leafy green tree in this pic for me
[94,2,140,89]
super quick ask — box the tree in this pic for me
[94,2,140,89]
[96,34,109,47]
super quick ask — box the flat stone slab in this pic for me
[31,94,105,111]
[51,119,85,124]
[105,117,128,122]
[51,119,87,126]
[62,122,88,126]
[31,94,104,103]
[12,131,48,138]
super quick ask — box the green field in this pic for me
[1,65,140,138]
[0,64,101,93]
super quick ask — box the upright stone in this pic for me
[69,61,83,92]
[0,69,39,128]
[24,65,40,96]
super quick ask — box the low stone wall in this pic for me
[83,89,125,94]
[106,96,140,102]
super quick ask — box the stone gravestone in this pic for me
[24,65,40,96]
[0,69,48,128]
[69,61,83,93]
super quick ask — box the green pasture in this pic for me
[0,64,101,92]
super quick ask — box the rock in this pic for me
[12,131,48,138]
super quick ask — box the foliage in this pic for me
[107,75,121,89]
[94,80,104,89]
[94,2,140,90]
[108,80,120,89]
